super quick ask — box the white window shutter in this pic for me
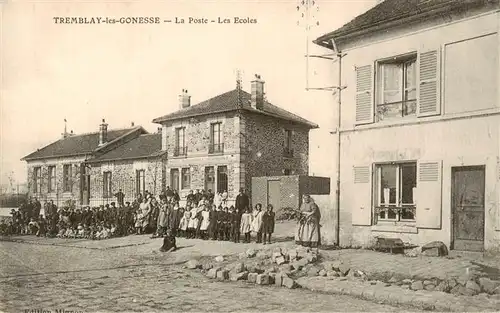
[355,64,374,125]
[416,160,442,229]
[417,49,441,117]
[351,165,372,226]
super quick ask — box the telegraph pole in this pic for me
[299,0,347,245]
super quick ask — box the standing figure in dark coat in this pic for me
[114,189,125,207]
[262,204,276,244]
[208,205,218,240]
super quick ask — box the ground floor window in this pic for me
[136,169,145,196]
[48,166,56,193]
[217,166,228,193]
[205,167,215,192]
[33,167,42,193]
[375,162,416,222]
[170,169,180,191]
[103,171,112,198]
[181,168,191,189]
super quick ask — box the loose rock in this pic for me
[326,271,339,277]
[447,278,458,289]
[307,267,320,277]
[202,263,214,271]
[256,274,270,285]
[282,277,298,289]
[330,260,343,271]
[411,280,424,291]
[246,249,257,258]
[230,271,249,281]
[231,262,246,274]
[465,280,481,295]
[274,273,286,286]
[338,263,350,276]
[388,276,399,284]
[421,241,448,257]
[423,280,433,286]
[478,277,500,294]
[248,273,258,283]
[216,269,229,281]
[435,281,451,292]
[185,260,200,269]
[275,256,286,265]
[215,256,225,263]
[207,268,220,279]
[318,269,327,277]
[424,284,436,291]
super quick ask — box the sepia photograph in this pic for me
[1,0,500,312]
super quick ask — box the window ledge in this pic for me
[371,223,418,234]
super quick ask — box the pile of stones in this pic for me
[183,246,322,289]
[307,261,500,297]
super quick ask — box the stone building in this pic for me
[22,121,165,207]
[152,76,318,206]
[314,0,500,252]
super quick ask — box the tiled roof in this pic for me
[314,0,498,48]
[152,89,319,128]
[22,128,137,161]
[88,133,164,163]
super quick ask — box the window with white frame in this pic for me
[103,171,112,198]
[33,167,42,193]
[136,169,145,195]
[170,168,180,191]
[174,127,186,156]
[375,162,416,222]
[63,164,72,192]
[376,54,417,121]
[48,166,56,193]
[181,168,191,189]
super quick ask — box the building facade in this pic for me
[314,0,500,253]
[22,122,165,207]
[153,76,318,206]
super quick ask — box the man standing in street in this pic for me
[114,189,125,207]
[235,188,249,243]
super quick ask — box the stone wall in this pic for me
[88,158,165,207]
[26,156,87,207]
[242,112,310,197]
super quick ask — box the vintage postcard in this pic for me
[1,0,500,312]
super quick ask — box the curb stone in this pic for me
[297,277,500,312]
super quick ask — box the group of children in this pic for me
[176,202,276,244]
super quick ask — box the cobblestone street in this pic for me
[0,238,419,312]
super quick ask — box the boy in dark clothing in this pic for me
[217,207,226,241]
[262,204,276,244]
[209,205,218,240]
[229,206,239,243]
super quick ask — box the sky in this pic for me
[0,0,376,189]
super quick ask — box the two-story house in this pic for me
[314,0,500,253]
[152,76,318,206]
[22,121,166,207]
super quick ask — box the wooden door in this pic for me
[267,180,281,211]
[451,166,485,252]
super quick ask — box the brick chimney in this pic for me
[251,74,265,110]
[179,89,191,109]
[99,119,108,146]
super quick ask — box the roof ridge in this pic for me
[61,126,137,138]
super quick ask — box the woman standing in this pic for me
[295,195,321,248]
[138,197,152,234]
[251,203,264,243]
[156,197,170,237]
